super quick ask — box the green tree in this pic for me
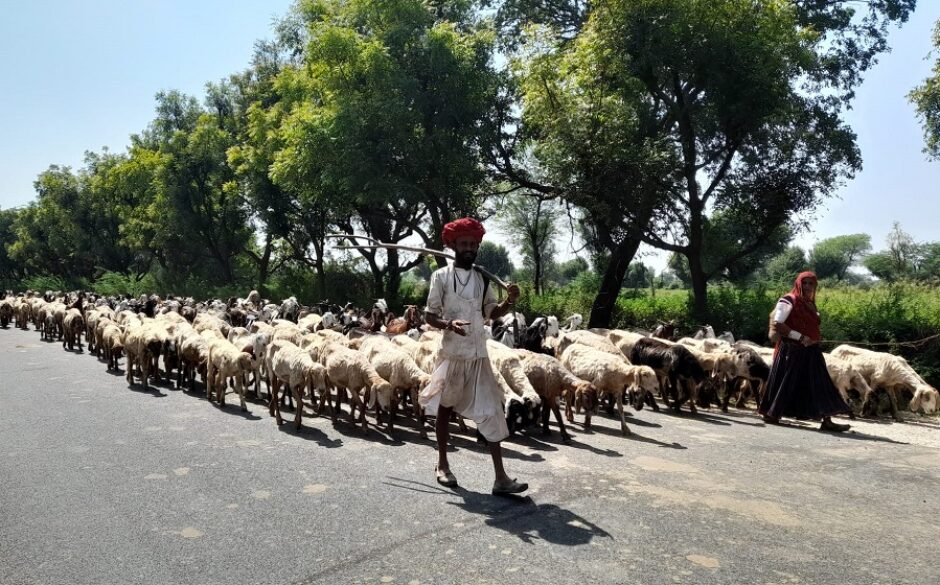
[507,23,675,326]
[624,261,653,289]
[556,256,588,285]
[475,241,514,280]
[764,245,808,282]
[863,252,899,282]
[809,234,871,281]
[129,90,254,286]
[496,194,561,294]
[0,207,24,284]
[910,19,940,158]
[504,0,912,322]
[8,166,95,281]
[269,0,499,302]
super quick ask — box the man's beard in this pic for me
[456,251,477,267]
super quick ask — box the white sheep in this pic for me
[518,350,596,442]
[206,337,254,410]
[823,353,874,418]
[267,341,328,430]
[316,341,394,432]
[560,344,659,436]
[228,326,270,399]
[359,335,431,435]
[557,330,624,359]
[831,345,939,417]
[101,322,124,371]
[62,308,84,352]
[177,327,210,392]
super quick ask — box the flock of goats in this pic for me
[0,289,937,443]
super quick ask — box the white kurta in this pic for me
[418,264,509,442]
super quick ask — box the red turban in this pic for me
[441,217,486,248]
[788,271,817,302]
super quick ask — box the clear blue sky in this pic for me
[1,1,939,267]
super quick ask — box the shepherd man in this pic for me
[419,217,528,495]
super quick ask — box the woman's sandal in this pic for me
[435,466,458,488]
[492,478,528,495]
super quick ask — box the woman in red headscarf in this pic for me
[759,271,852,432]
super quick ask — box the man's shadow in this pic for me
[385,478,610,546]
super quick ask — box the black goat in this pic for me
[630,338,707,413]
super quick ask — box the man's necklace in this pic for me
[454,267,472,289]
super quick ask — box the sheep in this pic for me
[822,353,873,418]
[62,308,85,352]
[830,345,939,418]
[267,341,329,430]
[101,322,124,371]
[316,341,394,432]
[0,298,13,328]
[15,298,32,330]
[270,322,304,346]
[390,333,422,358]
[359,335,432,435]
[607,329,648,361]
[193,313,231,338]
[298,313,323,333]
[518,350,597,443]
[84,307,114,355]
[206,337,254,410]
[556,330,624,359]
[122,320,162,391]
[560,345,658,435]
[681,344,746,410]
[227,326,270,399]
[177,327,210,392]
[486,340,543,434]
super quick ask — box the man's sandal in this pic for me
[435,466,458,488]
[492,478,528,495]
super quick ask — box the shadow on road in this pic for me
[384,477,611,546]
[126,383,166,398]
[276,422,343,448]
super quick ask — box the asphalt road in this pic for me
[1,324,939,585]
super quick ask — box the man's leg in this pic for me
[488,441,528,494]
[436,405,453,471]
[488,441,509,483]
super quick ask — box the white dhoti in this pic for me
[419,357,510,443]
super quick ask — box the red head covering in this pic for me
[441,217,486,248]
[788,271,818,302]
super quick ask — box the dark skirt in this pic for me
[759,341,851,420]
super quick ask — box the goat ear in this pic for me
[909,390,923,413]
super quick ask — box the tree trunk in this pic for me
[588,237,642,328]
[255,232,273,297]
[688,252,708,323]
[534,250,542,296]
[384,248,401,307]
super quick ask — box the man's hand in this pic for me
[449,319,471,336]
[801,335,818,347]
[506,283,520,304]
